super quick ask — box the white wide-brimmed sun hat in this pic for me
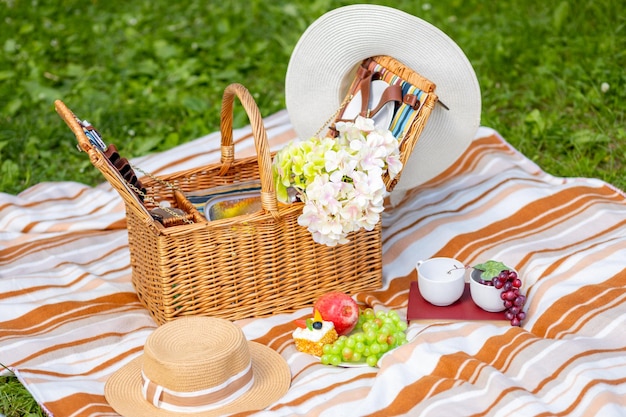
[285,4,481,192]
[105,316,291,416]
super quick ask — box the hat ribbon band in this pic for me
[141,363,254,413]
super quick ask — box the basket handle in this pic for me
[219,83,280,220]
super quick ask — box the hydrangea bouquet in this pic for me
[272,116,402,246]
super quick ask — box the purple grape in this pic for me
[487,268,528,327]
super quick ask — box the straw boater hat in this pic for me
[285,4,481,193]
[105,316,291,416]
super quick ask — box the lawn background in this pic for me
[1,0,624,196]
[0,0,624,415]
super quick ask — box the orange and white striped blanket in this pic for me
[2,110,626,416]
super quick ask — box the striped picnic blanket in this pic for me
[2,110,625,416]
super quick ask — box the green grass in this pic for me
[0,372,44,417]
[0,0,624,196]
[0,0,624,414]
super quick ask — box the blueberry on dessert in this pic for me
[293,309,338,356]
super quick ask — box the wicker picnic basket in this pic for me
[55,61,437,325]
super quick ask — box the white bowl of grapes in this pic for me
[469,260,527,326]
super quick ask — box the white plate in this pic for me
[315,357,374,368]
[336,361,373,368]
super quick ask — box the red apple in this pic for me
[314,292,359,336]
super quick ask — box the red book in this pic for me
[407,281,507,324]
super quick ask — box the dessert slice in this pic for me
[293,310,338,356]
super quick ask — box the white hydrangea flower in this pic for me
[272,116,403,246]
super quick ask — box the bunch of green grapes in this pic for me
[320,308,408,367]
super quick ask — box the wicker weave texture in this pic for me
[127,206,382,323]
[56,83,383,325]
